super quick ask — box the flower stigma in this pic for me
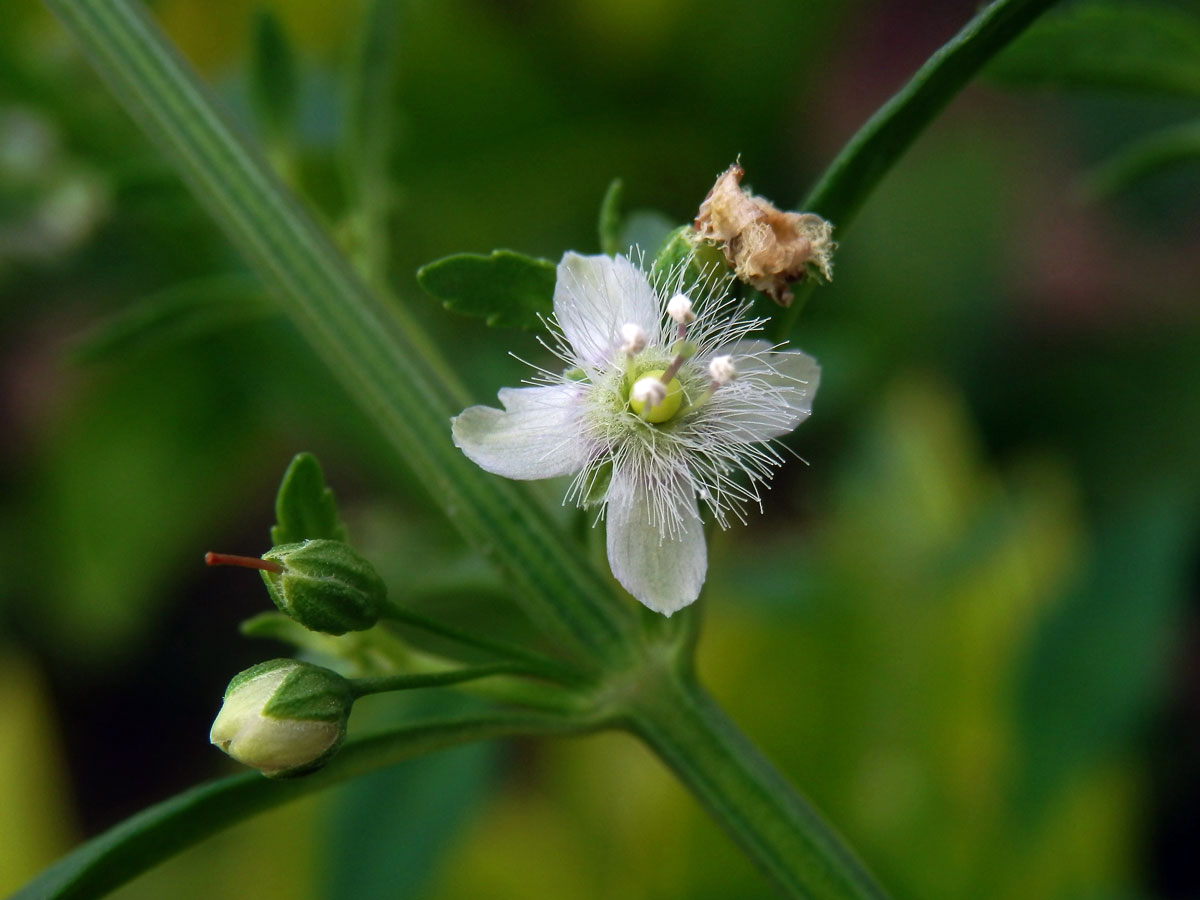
[630,370,683,423]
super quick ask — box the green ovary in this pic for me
[629,369,684,423]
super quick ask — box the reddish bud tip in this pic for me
[205,552,284,573]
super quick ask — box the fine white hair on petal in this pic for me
[451,384,592,480]
[605,466,706,616]
[553,253,660,371]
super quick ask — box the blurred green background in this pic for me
[2,0,1199,897]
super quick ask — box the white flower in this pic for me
[452,252,820,615]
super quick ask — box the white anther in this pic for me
[667,293,695,326]
[620,322,647,355]
[708,355,737,386]
[631,376,667,410]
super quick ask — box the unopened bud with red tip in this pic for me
[210,659,353,777]
[206,539,385,635]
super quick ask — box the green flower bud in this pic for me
[260,539,386,635]
[210,659,353,777]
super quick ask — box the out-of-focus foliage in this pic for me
[2,0,1197,898]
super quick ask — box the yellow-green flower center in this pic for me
[629,370,683,423]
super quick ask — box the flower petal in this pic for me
[708,340,820,442]
[605,468,706,615]
[554,252,661,369]
[452,385,590,480]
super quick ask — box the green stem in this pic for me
[350,663,533,696]
[773,0,1059,336]
[381,599,587,684]
[11,712,598,900]
[628,667,887,900]
[42,0,638,667]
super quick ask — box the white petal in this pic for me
[554,252,661,369]
[605,468,706,615]
[709,340,821,442]
[452,385,590,480]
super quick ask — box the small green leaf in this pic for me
[69,274,273,364]
[271,453,348,545]
[417,250,556,330]
[597,177,623,255]
[341,0,403,283]
[988,3,1200,97]
[249,8,299,143]
[1082,120,1200,198]
[621,210,676,260]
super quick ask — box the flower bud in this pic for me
[210,659,353,777]
[261,539,385,635]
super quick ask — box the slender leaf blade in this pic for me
[341,0,403,283]
[597,177,623,255]
[773,0,1059,337]
[1083,119,1200,198]
[988,3,1200,98]
[9,714,592,900]
[69,273,271,364]
[248,7,299,144]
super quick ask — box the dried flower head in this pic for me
[694,163,835,306]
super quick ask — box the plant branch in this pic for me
[774,0,1059,336]
[629,668,888,900]
[42,0,638,665]
[11,713,598,900]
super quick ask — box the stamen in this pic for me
[667,293,695,326]
[708,355,737,386]
[677,356,738,419]
[620,322,647,356]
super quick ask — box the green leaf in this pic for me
[248,7,299,143]
[773,0,1059,338]
[988,3,1200,98]
[417,249,556,330]
[271,452,348,545]
[321,694,497,900]
[1015,491,1192,820]
[69,273,272,364]
[1082,119,1200,198]
[341,0,403,283]
[9,712,594,900]
[597,177,623,255]
[620,210,676,260]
